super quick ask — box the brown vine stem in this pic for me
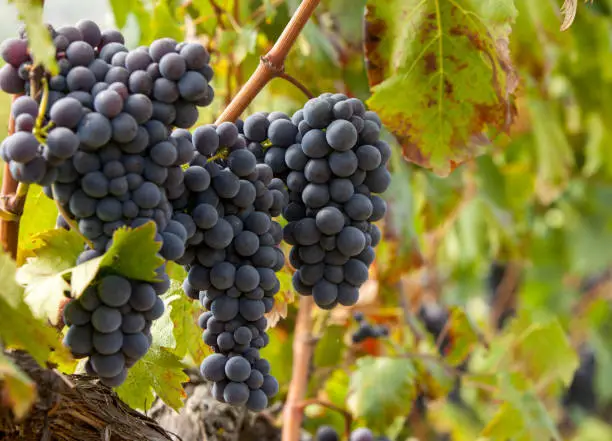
[215,0,321,124]
[282,296,315,441]
[0,95,20,259]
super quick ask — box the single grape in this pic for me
[91,305,122,333]
[90,352,125,378]
[98,275,132,307]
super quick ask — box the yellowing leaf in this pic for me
[560,0,592,31]
[444,306,481,366]
[165,285,211,363]
[11,0,58,74]
[116,346,188,412]
[511,318,579,387]
[416,356,455,400]
[483,382,562,441]
[16,229,83,324]
[364,0,518,175]
[265,269,295,328]
[347,357,417,430]
[17,185,58,265]
[0,251,67,365]
[0,352,36,419]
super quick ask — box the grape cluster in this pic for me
[0,21,215,386]
[62,271,167,386]
[176,124,287,411]
[563,346,597,412]
[0,19,213,187]
[315,425,389,441]
[351,311,388,343]
[242,94,390,309]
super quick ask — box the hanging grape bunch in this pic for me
[0,19,214,387]
[183,96,389,409]
[177,121,287,411]
[241,94,390,310]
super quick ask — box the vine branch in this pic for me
[281,296,315,441]
[0,96,22,259]
[215,0,321,124]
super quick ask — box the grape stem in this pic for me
[214,0,322,124]
[54,199,95,250]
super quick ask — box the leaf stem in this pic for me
[276,71,314,98]
[34,77,49,133]
[215,0,322,124]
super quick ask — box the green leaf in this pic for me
[443,307,481,366]
[415,356,455,400]
[0,250,67,365]
[16,229,83,324]
[70,223,163,297]
[164,284,210,363]
[116,346,188,412]
[347,356,417,431]
[166,261,187,281]
[475,155,509,209]
[0,352,36,419]
[314,325,346,368]
[109,0,134,28]
[10,0,58,75]
[510,317,579,387]
[151,1,184,42]
[109,0,152,43]
[324,368,350,409]
[260,326,293,386]
[364,0,518,175]
[528,98,575,204]
[234,26,258,65]
[99,223,164,281]
[483,373,562,441]
[17,185,58,264]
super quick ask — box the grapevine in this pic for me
[0,1,601,441]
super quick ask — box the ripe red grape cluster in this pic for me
[0,20,214,386]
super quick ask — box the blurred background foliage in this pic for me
[3,0,612,439]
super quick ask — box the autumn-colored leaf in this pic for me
[364,0,518,175]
